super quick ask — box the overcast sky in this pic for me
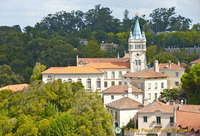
[0,0,199,29]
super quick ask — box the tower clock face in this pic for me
[136,53,140,56]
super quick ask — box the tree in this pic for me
[46,113,75,136]
[159,88,181,102]
[85,39,105,58]
[181,63,200,104]
[0,64,24,87]
[153,52,177,64]
[146,45,157,64]
[30,62,46,83]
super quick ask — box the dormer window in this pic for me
[80,60,83,64]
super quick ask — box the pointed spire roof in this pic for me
[133,13,142,40]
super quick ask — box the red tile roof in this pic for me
[106,97,143,110]
[176,110,200,132]
[122,69,167,79]
[0,84,29,93]
[86,62,130,69]
[102,85,143,94]
[78,58,130,65]
[191,58,200,64]
[150,63,184,70]
[138,100,174,113]
[42,66,104,74]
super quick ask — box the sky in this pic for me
[0,0,200,29]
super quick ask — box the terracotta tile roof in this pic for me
[86,62,130,69]
[102,85,143,94]
[150,63,184,70]
[106,97,143,110]
[0,84,29,93]
[138,101,174,113]
[122,69,167,79]
[191,58,200,64]
[78,58,130,64]
[42,66,104,74]
[179,105,200,113]
[176,110,200,132]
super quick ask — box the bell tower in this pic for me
[128,13,146,73]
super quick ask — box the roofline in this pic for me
[106,105,141,110]
[102,92,143,94]
[42,73,104,75]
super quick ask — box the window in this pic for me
[68,79,72,83]
[135,94,138,98]
[167,133,171,136]
[148,93,151,100]
[175,81,179,86]
[112,72,115,79]
[111,110,113,114]
[156,116,161,124]
[175,72,179,77]
[155,83,158,89]
[162,72,165,74]
[105,72,107,79]
[78,78,81,82]
[148,83,151,89]
[115,111,117,119]
[138,60,141,65]
[48,75,52,79]
[170,117,174,123]
[161,82,164,88]
[111,95,114,100]
[124,82,127,85]
[96,78,101,89]
[112,81,115,86]
[104,81,108,87]
[119,81,122,85]
[135,60,138,65]
[80,60,83,64]
[155,93,157,99]
[87,79,91,89]
[138,83,141,89]
[143,116,147,122]
[119,71,122,78]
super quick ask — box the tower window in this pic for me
[138,60,141,65]
[135,60,138,65]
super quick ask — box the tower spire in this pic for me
[133,13,142,40]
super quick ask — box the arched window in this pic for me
[138,60,141,65]
[135,60,138,65]
[96,78,101,89]
[87,78,91,89]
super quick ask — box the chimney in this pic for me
[169,60,172,69]
[178,61,180,66]
[76,55,79,66]
[154,60,159,72]
[127,84,132,98]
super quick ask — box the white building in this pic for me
[122,69,167,104]
[151,60,185,89]
[106,97,143,127]
[102,85,143,104]
[190,58,200,67]
[42,66,104,92]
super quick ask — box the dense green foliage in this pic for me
[0,80,114,135]
[159,88,181,102]
[0,5,199,85]
[181,63,200,104]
